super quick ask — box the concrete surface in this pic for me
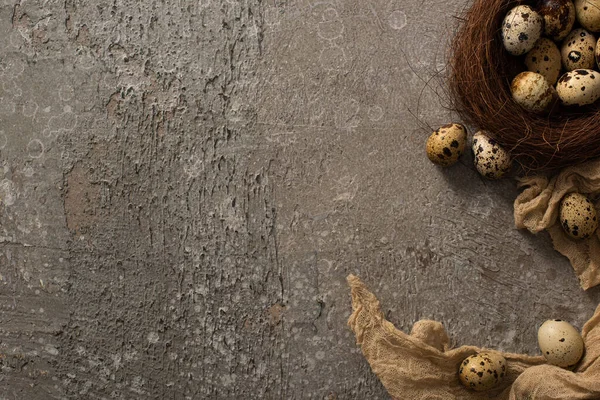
[1,0,599,398]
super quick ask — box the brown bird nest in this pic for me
[449,0,600,173]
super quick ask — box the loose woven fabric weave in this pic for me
[514,159,600,290]
[348,275,600,399]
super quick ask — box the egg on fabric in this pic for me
[525,39,562,85]
[561,28,597,71]
[575,0,600,32]
[472,131,511,179]
[556,69,600,106]
[539,0,577,41]
[559,192,598,239]
[458,352,507,392]
[538,319,585,368]
[511,71,557,113]
[502,5,544,56]
[426,123,467,167]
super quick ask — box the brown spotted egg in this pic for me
[511,71,556,113]
[472,132,511,180]
[539,0,576,41]
[561,28,596,71]
[458,352,507,392]
[595,36,600,68]
[559,192,598,239]
[426,123,467,167]
[525,38,562,85]
[575,0,600,32]
[502,5,544,56]
[538,319,585,368]
[556,69,600,105]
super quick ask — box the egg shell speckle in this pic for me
[539,0,576,41]
[575,0,600,32]
[525,38,562,85]
[511,71,556,113]
[472,132,511,180]
[559,192,598,239]
[502,5,544,56]
[561,28,597,71]
[595,36,600,69]
[458,352,507,392]
[557,68,600,105]
[426,123,467,167]
[538,319,584,368]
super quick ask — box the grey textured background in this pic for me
[1,0,599,398]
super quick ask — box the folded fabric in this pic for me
[514,159,600,289]
[347,274,600,399]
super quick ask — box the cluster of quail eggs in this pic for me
[436,3,595,392]
[426,123,512,179]
[503,0,600,109]
[426,122,599,239]
[458,319,585,392]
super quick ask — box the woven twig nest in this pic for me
[450,0,600,172]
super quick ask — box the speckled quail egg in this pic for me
[472,131,511,180]
[539,0,577,41]
[595,37,600,68]
[575,0,600,32]
[561,28,597,71]
[525,39,562,85]
[559,192,598,239]
[426,123,467,167]
[556,69,600,105]
[511,71,557,113]
[538,319,585,368]
[502,5,544,56]
[458,352,507,392]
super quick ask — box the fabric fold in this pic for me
[514,159,600,289]
[348,274,600,399]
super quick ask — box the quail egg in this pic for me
[426,123,467,167]
[539,0,576,41]
[561,28,597,71]
[511,71,557,113]
[538,319,585,368]
[556,69,600,105]
[472,131,511,179]
[595,36,600,68]
[559,192,598,239]
[575,0,600,32]
[525,38,562,85]
[502,5,544,56]
[458,352,507,392]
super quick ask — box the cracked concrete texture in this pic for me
[1,0,599,399]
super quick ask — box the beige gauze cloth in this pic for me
[347,275,600,399]
[514,159,600,290]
